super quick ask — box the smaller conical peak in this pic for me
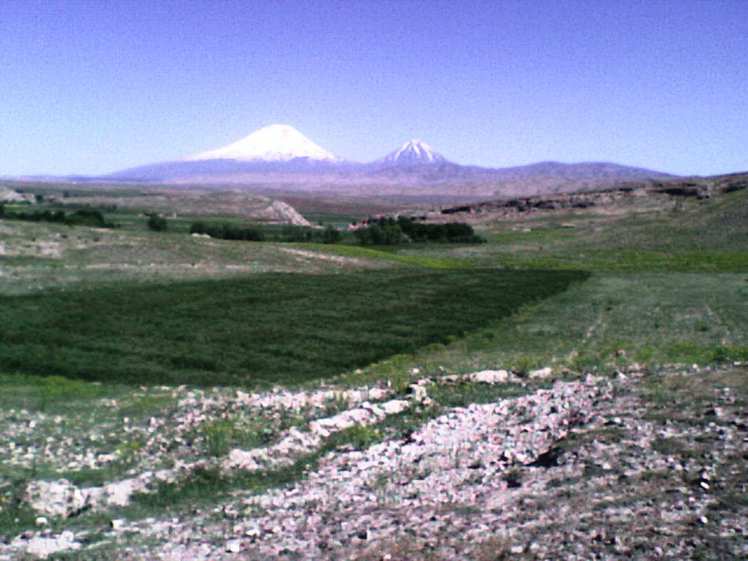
[383,139,447,165]
[188,124,338,162]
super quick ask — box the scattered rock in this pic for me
[14,531,80,559]
[5,366,746,561]
[102,477,149,507]
[25,480,88,518]
[469,370,513,384]
[529,367,553,379]
[225,539,242,553]
[408,384,429,403]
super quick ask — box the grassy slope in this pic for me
[346,272,748,385]
[394,188,748,272]
[0,219,391,295]
[1,187,746,387]
[319,188,748,380]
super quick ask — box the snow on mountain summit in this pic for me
[382,139,447,165]
[188,124,338,162]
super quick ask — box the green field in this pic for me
[0,269,587,386]
[395,187,748,272]
[1,184,747,387]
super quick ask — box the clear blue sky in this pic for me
[1,0,746,176]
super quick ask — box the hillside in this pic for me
[430,172,748,230]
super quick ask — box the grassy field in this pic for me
[1,184,747,386]
[0,269,587,386]
[342,272,748,385]
[395,187,748,272]
[309,188,748,380]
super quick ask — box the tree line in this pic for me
[352,216,484,245]
[0,206,115,228]
[189,222,342,244]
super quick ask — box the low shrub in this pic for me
[353,216,485,245]
[1,207,115,228]
[189,221,265,241]
[65,208,115,228]
[147,213,168,232]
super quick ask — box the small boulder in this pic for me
[469,370,511,384]
[103,477,147,507]
[529,367,553,380]
[19,531,80,559]
[409,384,429,403]
[25,480,88,518]
[380,400,410,415]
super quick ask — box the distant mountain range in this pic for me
[90,124,677,199]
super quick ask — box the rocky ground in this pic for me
[1,364,746,560]
[425,173,748,225]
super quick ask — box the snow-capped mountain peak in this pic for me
[382,139,447,165]
[187,124,338,162]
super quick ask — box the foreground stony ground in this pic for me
[1,364,746,560]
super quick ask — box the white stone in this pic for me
[25,480,88,518]
[409,384,429,402]
[380,400,410,415]
[103,478,146,507]
[226,448,262,471]
[529,367,553,380]
[20,532,81,559]
[470,370,511,384]
[226,539,242,553]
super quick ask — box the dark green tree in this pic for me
[322,225,341,244]
[147,214,168,232]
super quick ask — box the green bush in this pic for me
[280,225,314,242]
[189,221,264,241]
[147,214,168,232]
[337,424,381,450]
[322,225,342,244]
[65,209,114,228]
[188,222,343,244]
[202,419,236,457]
[1,207,114,228]
[353,216,484,246]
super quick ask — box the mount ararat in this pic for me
[108,124,673,200]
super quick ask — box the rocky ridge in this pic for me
[1,365,746,560]
[432,173,748,223]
